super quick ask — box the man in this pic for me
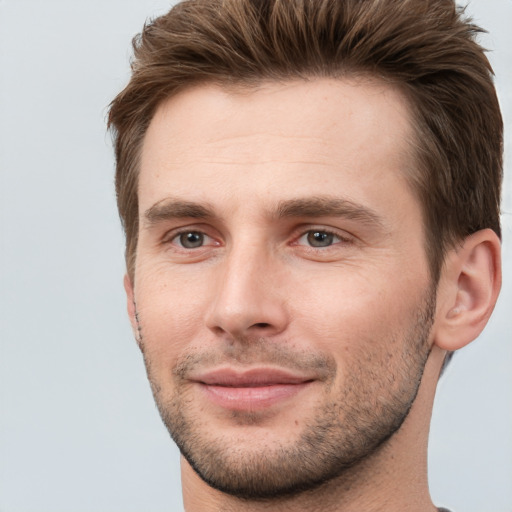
[108,0,503,510]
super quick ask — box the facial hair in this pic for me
[137,289,435,501]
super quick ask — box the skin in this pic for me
[125,78,501,512]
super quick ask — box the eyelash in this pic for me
[293,227,353,249]
[163,228,217,249]
[162,226,352,251]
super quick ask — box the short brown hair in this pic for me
[108,0,503,282]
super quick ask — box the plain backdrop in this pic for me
[0,1,511,511]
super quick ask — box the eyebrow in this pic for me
[143,198,216,227]
[275,197,384,228]
[142,195,384,229]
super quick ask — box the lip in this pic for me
[191,368,315,411]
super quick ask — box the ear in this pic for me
[433,229,501,351]
[124,273,140,345]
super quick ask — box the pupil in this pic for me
[181,232,203,248]
[308,231,333,247]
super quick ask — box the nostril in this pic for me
[211,326,226,336]
[253,322,271,329]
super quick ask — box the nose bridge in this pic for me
[206,235,287,338]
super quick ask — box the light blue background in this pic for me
[0,1,510,511]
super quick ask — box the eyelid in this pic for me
[159,223,354,250]
[292,225,354,246]
[161,225,220,247]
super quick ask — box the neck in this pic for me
[181,347,446,512]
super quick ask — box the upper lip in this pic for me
[191,367,315,387]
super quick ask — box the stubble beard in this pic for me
[138,290,435,501]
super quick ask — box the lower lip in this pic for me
[199,382,312,410]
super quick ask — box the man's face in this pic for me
[129,79,436,498]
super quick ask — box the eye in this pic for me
[172,231,209,249]
[306,231,336,247]
[298,230,343,248]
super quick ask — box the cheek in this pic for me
[134,270,208,365]
[291,267,424,355]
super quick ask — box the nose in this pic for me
[205,242,289,340]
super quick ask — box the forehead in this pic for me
[139,78,417,219]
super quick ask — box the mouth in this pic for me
[191,367,315,411]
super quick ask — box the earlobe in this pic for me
[434,229,501,351]
[124,274,140,344]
